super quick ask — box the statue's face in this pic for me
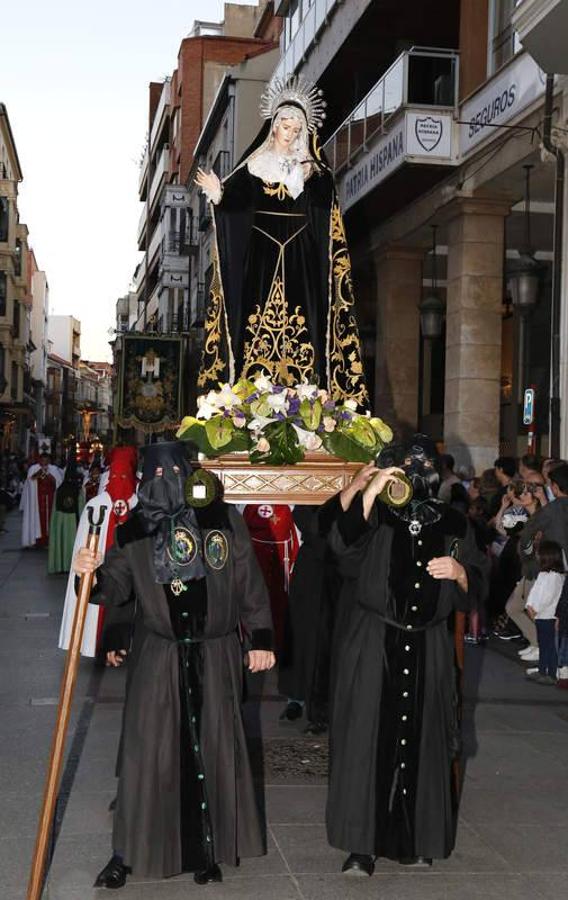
[272,116,302,153]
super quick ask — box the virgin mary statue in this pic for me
[196,75,368,407]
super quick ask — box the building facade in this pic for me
[0,104,35,451]
[28,248,49,435]
[133,1,276,345]
[272,0,568,470]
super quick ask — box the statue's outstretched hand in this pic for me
[195,168,221,200]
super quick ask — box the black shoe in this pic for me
[399,856,433,867]
[279,701,303,722]
[341,853,374,877]
[194,864,223,885]
[495,627,522,641]
[108,796,117,812]
[303,719,328,736]
[93,855,131,889]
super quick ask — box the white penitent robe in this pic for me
[20,464,63,547]
[58,492,137,657]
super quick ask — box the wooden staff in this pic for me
[27,505,107,900]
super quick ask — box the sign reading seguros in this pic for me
[460,52,546,156]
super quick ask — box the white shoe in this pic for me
[520,647,539,662]
[557,666,568,679]
[525,667,539,675]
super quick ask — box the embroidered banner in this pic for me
[118,335,183,432]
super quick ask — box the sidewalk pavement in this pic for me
[2,509,568,900]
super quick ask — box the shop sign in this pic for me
[406,113,452,158]
[460,52,546,156]
[341,123,405,211]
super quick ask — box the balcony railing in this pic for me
[164,219,198,256]
[198,194,212,232]
[212,150,231,180]
[324,47,459,173]
[274,0,340,82]
[149,144,170,211]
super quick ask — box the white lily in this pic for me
[292,423,323,450]
[247,414,276,432]
[344,398,358,411]
[253,374,273,393]
[217,383,241,409]
[266,391,289,413]
[196,391,220,420]
[294,382,319,401]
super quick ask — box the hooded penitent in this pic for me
[137,441,206,589]
[197,75,368,407]
[377,433,443,533]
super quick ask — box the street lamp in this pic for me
[509,165,541,315]
[419,225,445,339]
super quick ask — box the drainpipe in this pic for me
[543,74,564,458]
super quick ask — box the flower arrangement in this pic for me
[177,376,393,466]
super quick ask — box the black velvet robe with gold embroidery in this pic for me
[198,155,368,407]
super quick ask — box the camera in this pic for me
[510,481,537,498]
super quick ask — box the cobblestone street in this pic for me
[2,510,568,900]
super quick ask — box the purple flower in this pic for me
[340,411,352,421]
[275,411,286,421]
[323,400,336,412]
[273,385,286,394]
[288,397,301,415]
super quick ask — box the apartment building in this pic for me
[272,0,568,468]
[133,1,276,344]
[0,103,35,451]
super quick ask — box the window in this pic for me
[0,271,6,316]
[489,0,522,73]
[11,361,18,400]
[0,197,8,242]
[14,238,22,277]
[13,299,20,337]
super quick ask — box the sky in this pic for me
[1,1,258,361]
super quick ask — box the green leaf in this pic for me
[178,419,250,458]
[322,428,376,462]
[205,416,235,450]
[299,398,322,431]
[250,421,304,465]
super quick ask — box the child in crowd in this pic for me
[555,576,568,688]
[525,540,565,685]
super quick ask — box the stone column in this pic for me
[444,197,511,473]
[373,245,423,431]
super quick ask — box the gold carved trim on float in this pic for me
[200,452,362,505]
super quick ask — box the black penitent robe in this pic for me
[278,494,343,721]
[198,157,368,406]
[97,505,273,878]
[326,496,484,860]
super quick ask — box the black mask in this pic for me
[378,434,443,530]
[137,442,206,584]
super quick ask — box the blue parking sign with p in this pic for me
[523,388,535,426]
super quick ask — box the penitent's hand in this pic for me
[362,466,405,519]
[106,650,128,668]
[427,556,468,592]
[73,547,103,575]
[246,651,276,673]
[195,167,221,197]
[340,462,376,511]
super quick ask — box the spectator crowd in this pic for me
[438,451,568,688]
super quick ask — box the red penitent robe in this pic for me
[36,471,56,546]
